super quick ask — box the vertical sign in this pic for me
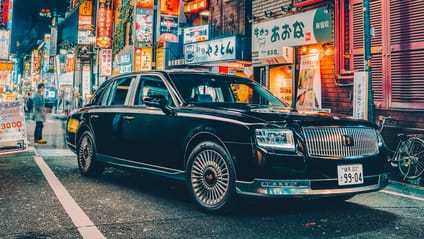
[99,49,112,76]
[78,0,93,44]
[159,0,179,42]
[135,7,154,47]
[96,0,113,48]
[353,72,368,120]
[81,64,91,99]
[0,29,10,60]
[0,0,10,27]
[296,53,322,109]
[134,48,152,71]
[156,48,165,70]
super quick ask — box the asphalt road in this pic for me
[0,117,423,239]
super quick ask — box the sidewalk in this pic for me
[24,113,68,150]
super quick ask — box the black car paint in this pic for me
[65,71,386,193]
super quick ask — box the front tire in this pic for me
[186,141,237,213]
[77,131,104,176]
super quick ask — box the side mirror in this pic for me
[144,95,172,115]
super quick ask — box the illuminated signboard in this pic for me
[183,0,208,13]
[0,0,10,27]
[184,36,237,64]
[134,47,152,71]
[137,0,154,8]
[96,0,113,48]
[160,0,179,15]
[184,25,209,44]
[135,7,154,47]
[159,14,178,42]
[0,29,10,60]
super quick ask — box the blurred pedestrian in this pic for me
[25,92,33,119]
[33,83,47,144]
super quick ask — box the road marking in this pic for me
[381,189,424,202]
[37,149,75,157]
[34,156,106,239]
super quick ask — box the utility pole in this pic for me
[363,0,375,123]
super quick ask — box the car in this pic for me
[65,70,388,213]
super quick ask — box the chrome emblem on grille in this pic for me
[342,134,354,146]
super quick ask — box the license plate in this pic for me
[337,164,364,186]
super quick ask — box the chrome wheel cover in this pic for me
[191,149,230,207]
[78,135,93,171]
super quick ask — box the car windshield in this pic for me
[169,73,288,107]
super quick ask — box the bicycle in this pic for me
[377,115,424,180]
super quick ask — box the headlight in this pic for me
[255,128,295,150]
[67,118,79,133]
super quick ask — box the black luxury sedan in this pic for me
[65,70,388,213]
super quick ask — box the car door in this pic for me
[90,75,137,159]
[120,74,183,169]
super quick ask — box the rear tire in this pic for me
[77,131,104,176]
[398,137,424,180]
[186,141,237,213]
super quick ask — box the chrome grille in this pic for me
[303,127,379,158]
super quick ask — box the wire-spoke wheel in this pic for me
[77,131,104,176]
[187,141,237,213]
[398,137,424,180]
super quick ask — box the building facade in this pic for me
[251,0,424,134]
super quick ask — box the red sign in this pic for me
[183,0,208,14]
[137,0,154,8]
[160,0,179,15]
[294,0,323,8]
[96,0,113,48]
[0,0,10,27]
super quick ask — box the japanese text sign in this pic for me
[252,7,332,59]
[184,25,209,44]
[0,101,26,143]
[184,37,237,64]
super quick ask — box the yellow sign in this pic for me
[0,61,13,71]
[156,48,165,70]
[79,1,93,16]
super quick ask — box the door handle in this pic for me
[123,115,135,120]
[90,114,100,119]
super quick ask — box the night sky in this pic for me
[11,0,68,56]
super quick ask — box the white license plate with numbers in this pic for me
[337,164,364,186]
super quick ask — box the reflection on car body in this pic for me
[65,70,388,213]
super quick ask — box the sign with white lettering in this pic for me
[184,25,209,44]
[252,7,332,59]
[353,72,368,120]
[0,101,26,143]
[184,37,237,64]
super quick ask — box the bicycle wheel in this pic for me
[398,137,424,180]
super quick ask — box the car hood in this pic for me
[182,104,375,128]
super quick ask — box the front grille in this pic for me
[303,127,379,158]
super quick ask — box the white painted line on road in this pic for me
[381,189,424,202]
[37,149,75,157]
[34,156,106,239]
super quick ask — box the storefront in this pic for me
[251,7,332,110]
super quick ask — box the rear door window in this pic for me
[101,76,135,106]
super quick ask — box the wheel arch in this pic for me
[184,131,236,171]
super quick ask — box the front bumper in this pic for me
[236,173,388,197]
